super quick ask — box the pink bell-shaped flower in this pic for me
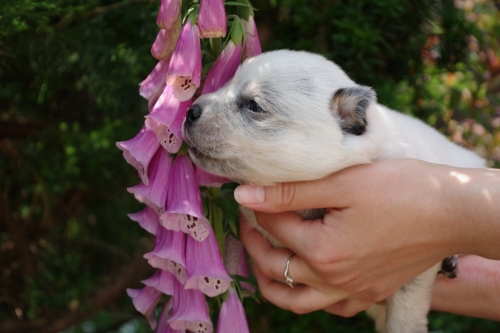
[126,286,162,330]
[128,206,160,235]
[146,85,191,154]
[201,40,242,95]
[195,165,230,187]
[145,118,182,154]
[216,288,250,333]
[116,126,160,185]
[224,236,253,292]
[224,236,248,277]
[167,21,202,101]
[148,85,166,112]
[142,269,176,295]
[160,155,211,242]
[144,226,187,284]
[139,60,169,101]
[127,147,172,215]
[152,16,182,62]
[157,0,181,29]
[157,300,184,333]
[168,278,213,333]
[242,15,262,61]
[144,255,188,285]
[198,0,227,38]
[185,230,232,297]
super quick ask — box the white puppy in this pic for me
[183,50,486,333]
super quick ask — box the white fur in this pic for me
[184,50,486,333]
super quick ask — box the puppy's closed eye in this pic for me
[245,100,266,113]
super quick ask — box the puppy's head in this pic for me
[184,50,376,184]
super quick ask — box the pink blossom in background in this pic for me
[201,40,242,95]
[127,206,160,235]
[152,16,182,61]
[126,286,162,330]
[168,279,213,333]
[242,15,262,61]
[198,0,227,38]
[185,230,232,297]
[161,155,211,242]
[156,0,181,29]
[116,126,159,185]
[127,147,172,215]
[167,22,202,101]
[224,236,253,292]
[216,288,250,333]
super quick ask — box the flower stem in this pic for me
[208,190,225,257]
[210,37,222,59]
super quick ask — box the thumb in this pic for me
[234,172,355,213]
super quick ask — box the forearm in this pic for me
[443,165,500,259]
[431,256,500,320]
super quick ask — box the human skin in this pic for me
[235,159,500,319]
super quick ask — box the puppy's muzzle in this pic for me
[186,104,202,125]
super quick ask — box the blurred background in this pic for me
[1,0,500,332]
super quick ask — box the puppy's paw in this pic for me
[439,255,459,278]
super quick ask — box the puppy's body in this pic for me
[184,50,486,333]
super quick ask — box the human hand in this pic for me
[238,159,464,314]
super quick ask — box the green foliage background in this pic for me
[0,0,499,332]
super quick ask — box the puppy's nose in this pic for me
[186,105,202,124]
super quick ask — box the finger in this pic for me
[252,210,326,257]
[253,265,345,314]
[233,166,364,212]
[240,212,321,270]
[240,216,317,285]
[323,299,374,317]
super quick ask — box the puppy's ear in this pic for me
[330,86,376,135]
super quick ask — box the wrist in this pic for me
[439,165,500,259]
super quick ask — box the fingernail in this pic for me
[234,185,265,205]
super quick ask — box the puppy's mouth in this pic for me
[185,138,220,167]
